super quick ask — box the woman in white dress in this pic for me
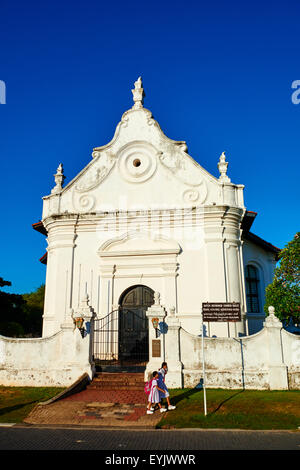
[147,371,167,415]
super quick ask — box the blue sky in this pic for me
[0,0,299,294]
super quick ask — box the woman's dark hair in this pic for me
[161,362,167,368]
[152,371,158,377]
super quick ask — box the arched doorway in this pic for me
[119,285,154,366]
[93,285,154,371]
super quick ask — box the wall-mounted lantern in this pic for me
[74,317,85,338]
[151,317,160,338]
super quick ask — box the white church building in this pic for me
[2,77,299,391]
[36,77,279,339]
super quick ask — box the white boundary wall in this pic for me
[0,323,94,387]
[180,325,300,390]
[0,303,299,390]
[146,305,300,390]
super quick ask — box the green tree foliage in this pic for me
[264,232,300,324]
[0,279,44,337]
[0,278,26,337]
[22,284,45,336]
[0,277,12,288]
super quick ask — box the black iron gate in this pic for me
[93,307,149,368]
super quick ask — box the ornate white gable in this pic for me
[42,77,244,219]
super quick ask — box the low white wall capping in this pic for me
[0,294,95,387]
[0,303,299,390]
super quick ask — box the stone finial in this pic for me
[51,163,65,194]
[80,292,89,307]
[131,76,145,109]
[268,306,275,315]
[218,151,231,183]
[154,291,161,306]
[264,305,282,328]
[169,306,176,317]
[73,292,95,322]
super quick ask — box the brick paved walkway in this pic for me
[24,389,164,428]
[62,389,147,404]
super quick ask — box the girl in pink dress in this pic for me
[146,371,167,415]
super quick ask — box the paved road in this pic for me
[0,426,299,452]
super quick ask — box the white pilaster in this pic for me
[264,306,288,390]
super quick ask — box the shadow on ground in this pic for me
[0,400,37,417]
[208,390,245,416]
[169,384,245,415]
[170,388,200,405]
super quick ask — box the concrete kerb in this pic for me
[8,423,300,433]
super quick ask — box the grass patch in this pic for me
[157,388,300,430]
[0,386,65,423]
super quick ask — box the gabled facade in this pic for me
[35,77,279,343]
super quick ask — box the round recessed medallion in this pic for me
[133,158,141,167]
[117,142,157,183]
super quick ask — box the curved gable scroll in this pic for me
[98,231,181,258]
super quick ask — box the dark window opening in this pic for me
[245,265,260,313]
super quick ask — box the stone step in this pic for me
[91,382,145,389]
[92,377,144,383]
[94,372,144,378]
[96,365,146,373]
[87,383,144,391]
[87,384,144,391]
[88,372,145,391]
[93,373,144,382]
[89,379,145,384]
